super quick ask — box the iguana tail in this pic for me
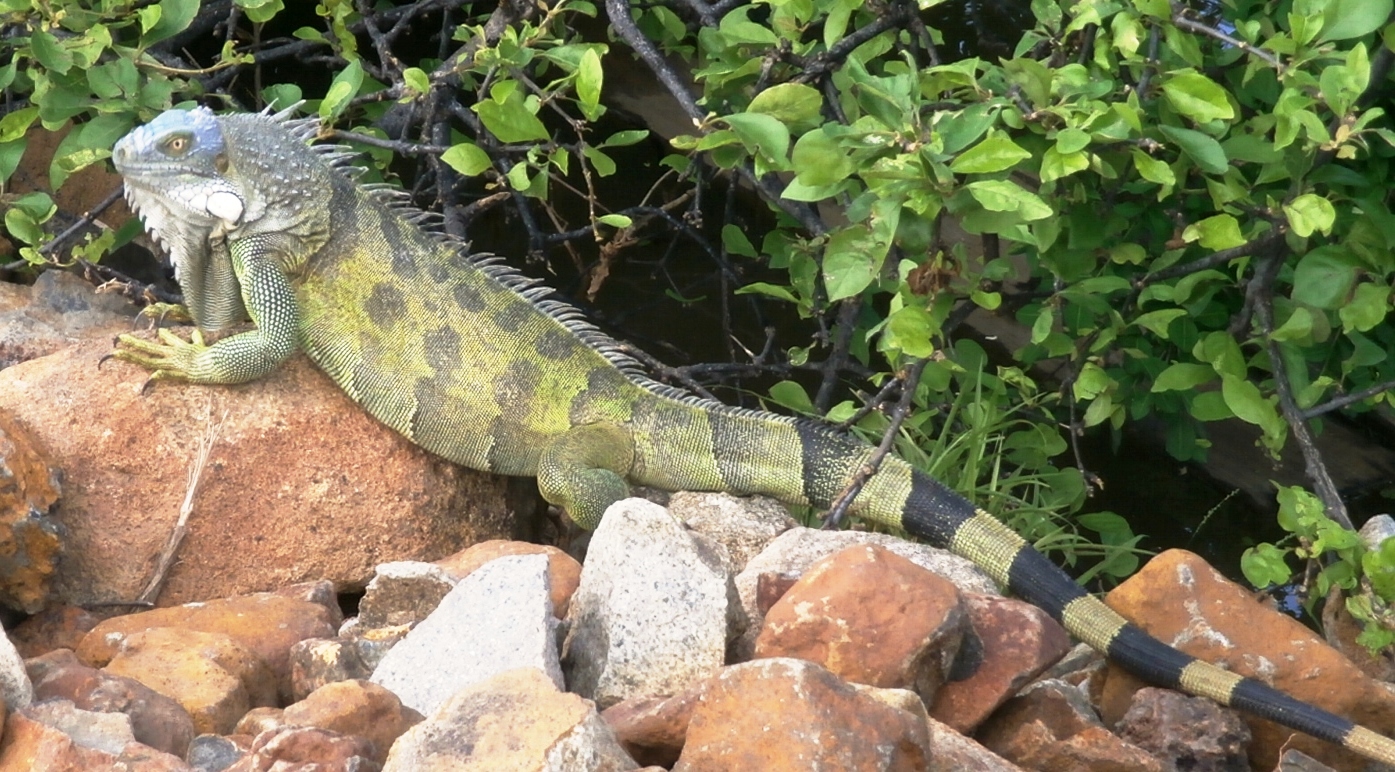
[629,406,1395,763]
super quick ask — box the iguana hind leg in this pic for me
[537,422,635,529]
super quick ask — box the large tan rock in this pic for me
[1102,549,1395,771]
[0,409,62,613]
[0,338,542,606]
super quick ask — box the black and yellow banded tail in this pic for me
[895,469,1395,765]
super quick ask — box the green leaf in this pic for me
[1039,146,1088,182]
[1131,148,1175,191]
[950,132,1032,173]
[1292,246,1360,309]
[884,304,938,358]
[29,29,73,74]
[1242,543,1294,588]
[0,106,38,143]
[576,47,603,121]
[822,225,885,301]
[723,112,789,166]
[966,180,1052,220]
[582,146,616,177]
[402,67,430,95]
[142,0,199,45]
[736,282,799,303]
[1073,362,1111,400]
[601,130,648,148]
[1161,69,1234,123]
[1134,308,1187,337]
[1319,0,1392,41]
[1338,282,1390,333]
[791,128,853,187]
[235,0,283,23]
[1152,362,1216,392]
[1159,125,1229,174]
[1284,193,1336,238]
[473,83,549,143]
[1270,307,1314,342]
[597,213,632,228]
[1182,214,1245,250]
[1055,127,1090,154]
[319,59,364,121]
[0,138,25,186]
[441,142,492,176]
[1221,374,1273,428]
[747,83,823,130]
[722,224,758,258]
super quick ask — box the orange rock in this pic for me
[753,544,966,702]
[282,679,422,764]
[232,706,284,738]
[1102,549,1395,770]
[225,726,375,772]
[101,628,272,736]
[601,686,705,767]
[0,339,541,608]
[8,605,101,659]
[929,594,1071,733]
[978,679,1163,772]
[76,589,336,701]
[0,409,62,614]
[434,540,581,617]
[673,658,931,771]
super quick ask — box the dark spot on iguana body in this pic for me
[452,281,487,312]
[536,327,576,361]
[493,360,540,408]
[423,326,462,375]
[365,284,406,328]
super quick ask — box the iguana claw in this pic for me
[136,302,194,327]
[111,328,210,383]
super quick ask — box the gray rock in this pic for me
[731,527,1000,660]
[187,733,245,771]
[668,491,797,572]
[563,498,732,709]
[370,554,561,715]
[0,625,33,708]
[357,561,457,629]
[25,698,136,755]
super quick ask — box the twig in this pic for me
[822,357,928,529]
[1302,379,1395,420]
[136,407,227,605]
[1171,2,1283,73]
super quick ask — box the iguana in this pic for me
[110,104,1395,765]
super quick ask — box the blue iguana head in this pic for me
[114,107,248,234]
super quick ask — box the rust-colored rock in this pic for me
[978,679,1163,772]
[929,593,1071,734]
[1102,549,1395,770]
[434,540,582,617]
[27,648,195,757]
[101,628,273,736]
[601,686,705,767]
[753,544,966,703]
[673,658,931,771]
[0,339,541,608]
[0,408,63,614]
[225,726,376,772]
[8,605,100,659]
[76,589,337,701]
[232,706,284,738]
[0,705,191,771]
[282,679,422,764]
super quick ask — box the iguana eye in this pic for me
[161,133,193,156]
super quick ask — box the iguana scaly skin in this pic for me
[111,106,1395,764]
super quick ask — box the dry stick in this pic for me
[1303,378,1395,420]
[822,357,929,530]
[136,407,227,605]
[1251,255,1354,531]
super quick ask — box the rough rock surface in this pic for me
[371,553,562,716]
[754,544,967,705]
[382,667,636,771]
[0,408,63,613]
[0,338,540,607]
[978,679,1164,772]
[563,498,732,709]
[672,658,931,771]
[434,540,581,617]
[75,586,338,702]
[1102,549,1395,770]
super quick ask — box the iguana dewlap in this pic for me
[110,105,1395,765]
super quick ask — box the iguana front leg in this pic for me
[113,235,299,385]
